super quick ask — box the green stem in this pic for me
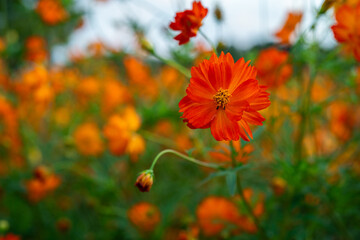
[149,149,220,171]
[236,176,268,239]
[151,52,191,78]
[294,65,316,163]
[140,130,177,149]
[229,141,268,239]
[199,29,218,55]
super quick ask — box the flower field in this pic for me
[0,0,360,239]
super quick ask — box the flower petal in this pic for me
[210,110,240,141]
[179,96,217,128]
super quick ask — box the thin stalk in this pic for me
[151,52,191,78]
[199,29,218,55]
[150,149,220,171]
[229,141,268,239]
[294,65,316,163]
[140,130,177,149]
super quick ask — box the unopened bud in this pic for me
[140,38,154,54]
[319,0,337,15]
[135,170,154,192]
[214,4,223,22]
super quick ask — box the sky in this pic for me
[53,0,336,63]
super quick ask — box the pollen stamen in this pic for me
[213,88,231,110]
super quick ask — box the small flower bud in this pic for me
[140,38,154,54]
[214,4,223,23]
[319,0,336,15]
[135,170,154,192]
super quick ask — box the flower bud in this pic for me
[214,4,223,23]
[140,38,154,54]
[319,0,336,15]
[135,170,154,192]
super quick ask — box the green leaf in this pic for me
[226,171,237,196]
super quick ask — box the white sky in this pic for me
[53,0,336,63]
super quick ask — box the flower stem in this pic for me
[229,141,268,239]
[151,52,191,78]
[150,149,220,171]
[199,29,218,56]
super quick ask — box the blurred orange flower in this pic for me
[26,166,61,202]
[73,123,104,156]
[103,107,145,160]
[101,79,132,115]
[0,234,21,240]
[103,115,130,156]
[75,76,100,105]
[159,66,185,93]
[0,96,23,167]
[169,1,208,45]
[128,202,161,232]
[255,47,293,88]
[53,106,71,127]
[275,12,302,44]
[36,0,68,25]
[196,196,256,236]
[197,196,239,236]
[153,120,174,138]
[87,42,106,57]
[124,57,158,100]
[179,52,270,141]
[331,3,360,61]
[25,36,48,62]
[0,38,5,52]
[328,102,360,141]
[126,134,146,162]
[209,141,254,166]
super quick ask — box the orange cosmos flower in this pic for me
[275,12,302,44]
[331,3,360,61]
[128,202,161,232]
[255,47,293,88]
[169,1,208,45]
[179,52,271,141]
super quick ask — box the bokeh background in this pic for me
[0,0,360,240]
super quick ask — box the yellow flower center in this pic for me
[213,88,231,110]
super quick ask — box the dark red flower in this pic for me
[169,1,208,45]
